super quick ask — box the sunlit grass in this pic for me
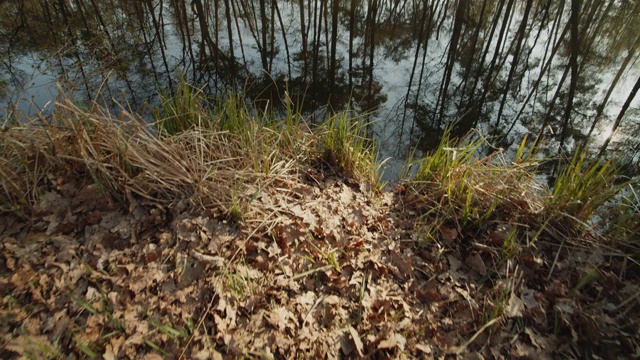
[319,110,387,191]
[0,82,385,226]
[547,150,625,224]
[401,124,634,281]
[405,126,544,230]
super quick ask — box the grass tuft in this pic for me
[547,150,626,224]
[405,127,544,231]
[319,110,385,190]
[154,78,209,136]
[0,82,385,233]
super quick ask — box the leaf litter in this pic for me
[1,113,640,358]
[2,169,638,360]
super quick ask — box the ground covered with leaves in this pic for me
[1,97,639,359]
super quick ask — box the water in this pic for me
[1,0,638,178]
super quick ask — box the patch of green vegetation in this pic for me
[320,110,384,189]
[547,149,626,223]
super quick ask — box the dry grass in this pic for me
[2,102,238,214]
[1,91,639,359]
[1,93,382,226]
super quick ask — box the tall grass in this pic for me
[319,110,385,189]
[402,124,633,254]
[1,80,633,247]
[154,78,209,136]
[406,127,544,229]
[0,83,385,222]
[547,150,625,222]
[602,184,640,247]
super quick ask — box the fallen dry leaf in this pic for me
[440,226,458,245]
[416,343,432,354]
[378,332,406,351]
[505,292,525,318]
[348,326,365,357]
[465,252,486,276]
[268,306,293,332]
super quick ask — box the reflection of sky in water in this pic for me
[1,54,59,121]
[1,1,638,174]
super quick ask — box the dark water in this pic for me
[1,0,639,179]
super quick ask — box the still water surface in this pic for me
[1,0,639,178]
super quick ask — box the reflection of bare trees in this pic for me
[557,0,581,155]
[585,35,640,142]
[192,0,226,64]
[1,0,640,164]
[434,0,466,127]
[598,73,640,157]
[495,0,532,129]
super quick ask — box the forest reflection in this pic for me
[1,0,639,176]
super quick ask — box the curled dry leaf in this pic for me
[416,343,432,354]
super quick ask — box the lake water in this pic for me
[1,0,639,179]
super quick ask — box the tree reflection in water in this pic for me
[0,0,638,177]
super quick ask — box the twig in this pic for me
[292,265,334,281]
[452,317,500,355]
[179,287,218,360]
[302,295,325,328]
[547,238,565,280]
